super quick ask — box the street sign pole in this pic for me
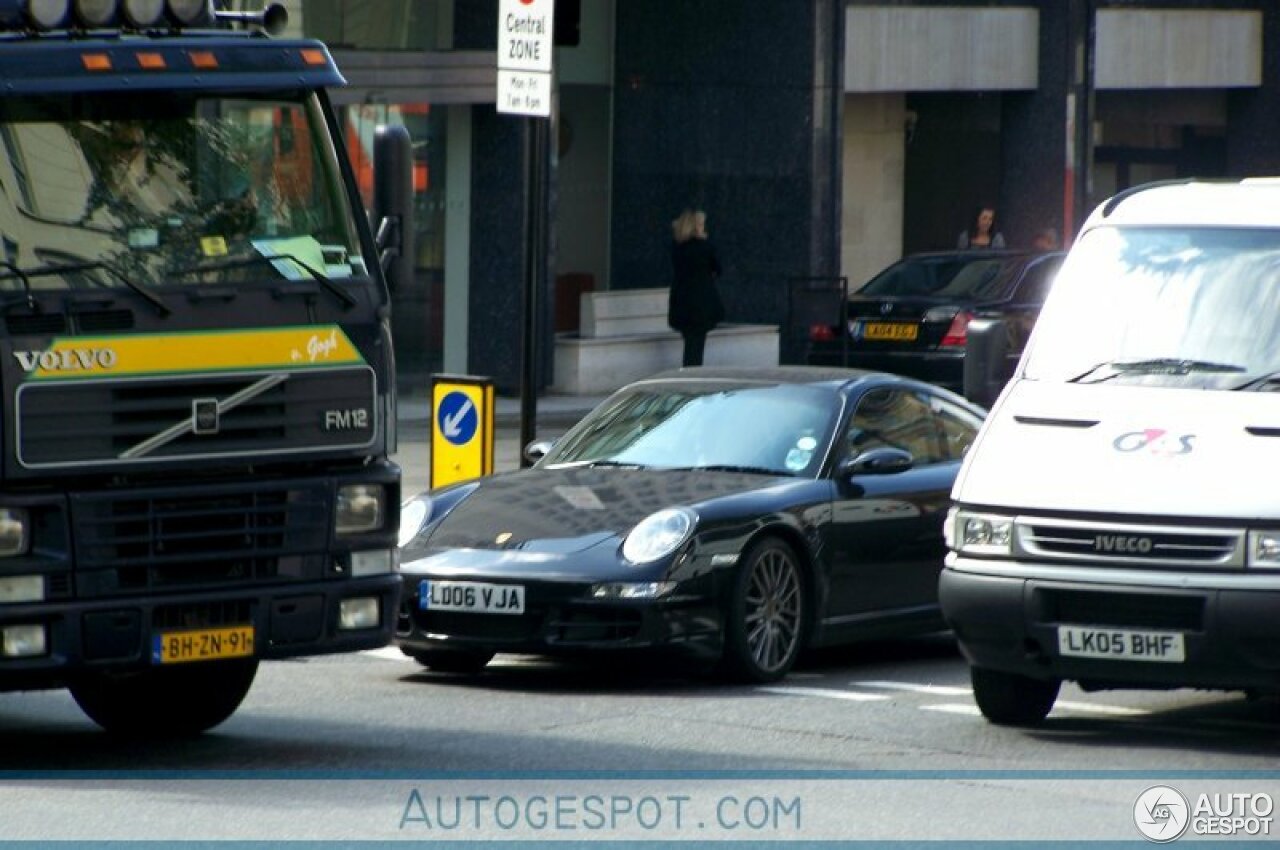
[497,0,555,467]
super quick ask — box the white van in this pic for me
[941,178,1280,725]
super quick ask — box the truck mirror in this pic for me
[963,318,1010,409]
[372,124,415,294]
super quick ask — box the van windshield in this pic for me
[1023,226,1280,389]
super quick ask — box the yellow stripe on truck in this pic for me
[15,325,364,380]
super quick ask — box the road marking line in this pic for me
[758,686,889,702]
[853,680,972,696]
[362,647,411,662]
[921,703,981,716]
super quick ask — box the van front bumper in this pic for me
[939,558,1280,691]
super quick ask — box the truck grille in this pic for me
[16,366,376,469]
[1016,517,1245,568]
[71,481,331,597]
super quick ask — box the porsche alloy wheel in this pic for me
[723,538,807,683]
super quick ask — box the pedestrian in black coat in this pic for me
[668,209,724,367]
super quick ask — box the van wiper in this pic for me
[1230,371,1280,391]
[1067,358,1244,384]
[172,253,357,309]
[0,260,170,316]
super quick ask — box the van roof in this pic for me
[1087,178,1280,230]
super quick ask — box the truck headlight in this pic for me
[28,0,70,29]
[951,510,1013,556]
[621,508,694,564]
[336,485,386,535]
[122,0,164,27]
[0,508,30,558]
[1249,531,1280,568]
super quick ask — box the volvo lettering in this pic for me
[0,0,414,735]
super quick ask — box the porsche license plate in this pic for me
[860,321,918,341]
[420,580,525,615]
[1057,626,1185,663]
[152,626,255,665]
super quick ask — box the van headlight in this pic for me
[622,508,694,564]
[1249,531,1280,568]
[336,484,387,535]
[951,510,1013,556]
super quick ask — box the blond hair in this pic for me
[671,208,705,244]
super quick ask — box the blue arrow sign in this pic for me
[437,391,478,447]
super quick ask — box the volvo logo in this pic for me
[1095,534,1154,554]
[12,348,117,373]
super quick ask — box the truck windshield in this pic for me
[0,91,366,292]
[1023,226,1280,389]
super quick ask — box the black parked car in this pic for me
[807,250,1065,392]
[396,367,986,682]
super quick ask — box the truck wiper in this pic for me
[1067,358,1245,384]
[172,253,358,309]
[0,260,171,316]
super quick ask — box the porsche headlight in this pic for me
[950,509,1013,556]
[398,496,432,548]
[621,508,695,564]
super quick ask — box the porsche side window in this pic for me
[931,396,982,460]
[845,388,946,465]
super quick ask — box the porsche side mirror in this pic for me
[523,440,554,464]
[839,446,914,477]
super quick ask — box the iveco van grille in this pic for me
[1016,518,1245,568]
[70,480,330,597]
[15,366,376,469]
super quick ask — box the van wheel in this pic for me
[69,659,258,736]
[970,665,1060,726]
[412,648,495,674]
[721,538,807,683]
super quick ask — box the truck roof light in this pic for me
[74,0,117,27]
[28,0,71,29]
[188,49,216,68]
[136,50,164,68]
[81,52,111,70]
[301,48,326,66]
[121,0,162,27]
[165,0,208,27]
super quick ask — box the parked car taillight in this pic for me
[940,311,973,347]
[809,323,837,341]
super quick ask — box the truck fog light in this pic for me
[339,597,379,630]
[28,0,71,28]
[0,508,30,557]
[165,0,210,26]
[336,484,386,535]
[74,0,118,27]
[590,582,677,600]
[350,549,393,577]
[2,624,47,658]
[1249,531,1280,568]
[122,0,163,26]
[0,575,43,604]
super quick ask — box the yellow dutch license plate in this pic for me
[152,626,256,665]
[863,322,918,341]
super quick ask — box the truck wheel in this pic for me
[69,659,258,736]
[412,648,494,674]
[970,665,1060,726]
[721,537,808,683]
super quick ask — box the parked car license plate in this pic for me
[856,321,918,341]
[1057,626,1185,663]
[420,580,525,615]
[152,625,255,665]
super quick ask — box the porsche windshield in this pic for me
[544,383,842,477]
[1024,226,1280,390]
[0,91,365,291]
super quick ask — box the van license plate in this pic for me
[861,321,918,341]
[152,626,255,665]
[1057,626,1184,663]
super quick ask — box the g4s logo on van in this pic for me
[1113,428,1196,456]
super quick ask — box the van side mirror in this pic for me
[963,317,1009,409]
[838,446,914,477]
[372,124,415,293]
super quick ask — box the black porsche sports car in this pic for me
[396,367,985,682]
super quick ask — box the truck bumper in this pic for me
[0,575,400,692]
[939,562,1280,691]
